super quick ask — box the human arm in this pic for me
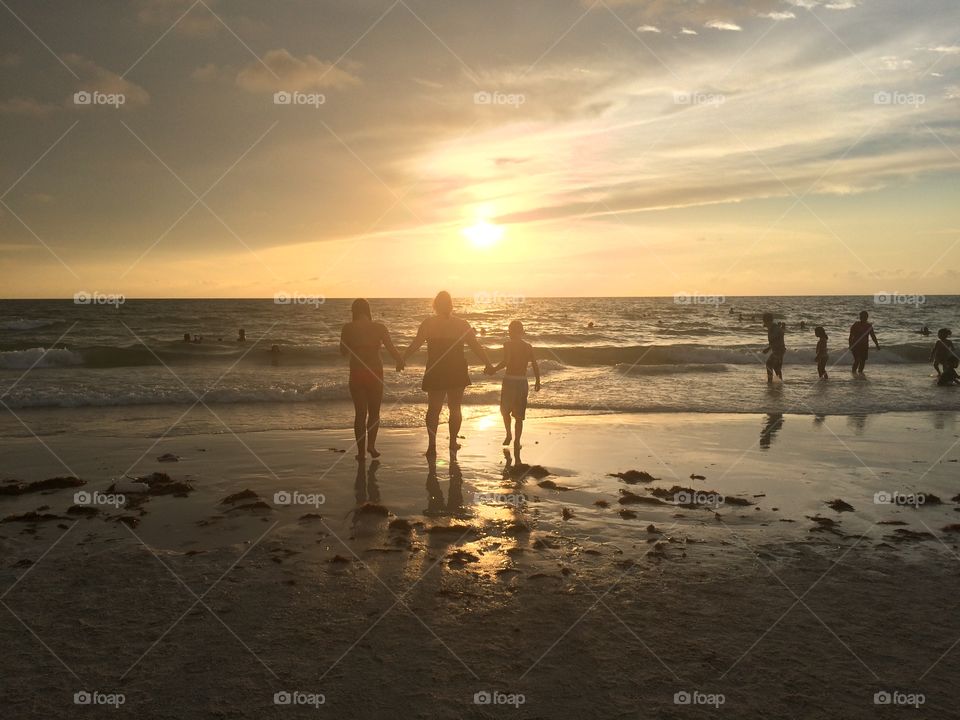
[870,326,879,348]
[401,319,429,364]
[380,324,404,371]
[464,323,494,374]
[531,346,541,391]
[490,343,509,373]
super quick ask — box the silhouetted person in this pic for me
[237,328,246,343]
[340,298,403,459]
[489,320,541,457]
[848,311,879,374]
[815,326,829,380]
[799,320,806,330]
[270,344,280,366]
[762,312,785,383]
[920,325,931,336]
[931,329,958,380]
[183,333,191,342]
[401,291,493,458]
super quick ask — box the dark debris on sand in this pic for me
[2,511,67,523]
[226,501,273,513]
[220,489,259,504]
[826,498,854,513]
[886,528,936,542]
[618,489,667,506]
[609,470,656,484]
[0,476,85,496]
[505,463,550,480]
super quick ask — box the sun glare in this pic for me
[462,220,504,249]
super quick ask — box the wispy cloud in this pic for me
[705,20,743,31]
[235,50,360,93]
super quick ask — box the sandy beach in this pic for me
[3,408,960,718]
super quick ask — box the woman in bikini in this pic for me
[401,291,494,457]
[340,298,403,459]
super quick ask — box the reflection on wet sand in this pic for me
[424,456,466,517]
[760,413,784,449]
[354,459,381,505]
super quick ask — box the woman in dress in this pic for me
[401,291,493,457]
[340,298,403,459]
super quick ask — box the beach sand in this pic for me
[2,409,960,718]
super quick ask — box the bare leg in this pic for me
[502,411,512,445]
[513,417,524,453]
[366,382,383,457]
[447,386,465,453]
[349,382,367,460]
[425,390,445,457]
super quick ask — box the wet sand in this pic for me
[2,410,960,717]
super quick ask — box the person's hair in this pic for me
[815,326,826,338]
[351,298,372,321]
[762,312,774,325]
[859,311,869,321]
[938,328,952,340]
[433,291,453,317]
[509,320,524,337]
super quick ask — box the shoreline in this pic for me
[3,410,960,718]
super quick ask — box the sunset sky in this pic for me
[1,0,958,299]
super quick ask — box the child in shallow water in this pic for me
[814,326,829,380]
[490,320,541,455]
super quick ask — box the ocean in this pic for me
[1,296,958,438]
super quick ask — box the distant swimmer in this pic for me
[237,328,246,343]
[587,321,595,329]
[183,333,191,342]
[814,326,829,380]
[931,329,958,380]
[192,334,203,343]
[270,344,281,366]
[848,311,879,375]
[762,312,785,383]
[919,325,931,336]
[738,313,743,322]
[799,320,806,330]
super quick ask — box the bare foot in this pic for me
[368,447,381,458]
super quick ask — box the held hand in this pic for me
[395,358,405,372]
[534,380,541,392]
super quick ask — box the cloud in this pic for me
[705,20,743,31]
[191,63,222,82]
[927,46,960,55]
[235,50,360,93]
[64,54,150,107]
[0,97,58,118]
[636,25,661,33]
[824,1,857,8]
[680,27,698,35]
[759,11,796,20]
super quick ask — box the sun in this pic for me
[462,220,504,249]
